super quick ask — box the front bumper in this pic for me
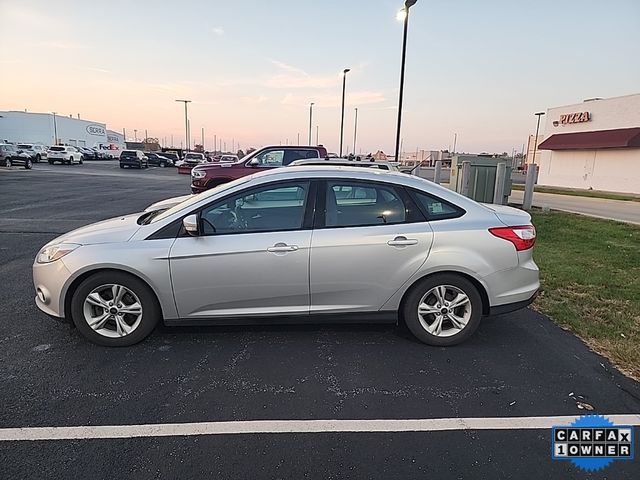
[33,259,73,319]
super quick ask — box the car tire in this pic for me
[79,158,83,165]
[402,273,483,346]
[24,159,32,170]
[35,154,41,163]
[70,271,161,347]
[120,164,125,169]
[160,162,166,168]
[4,158,11,167]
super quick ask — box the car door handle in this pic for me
[387,236,418,246]
[267,243,299,253]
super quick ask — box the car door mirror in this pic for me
[183,214,199,236]
[248,158,259,167]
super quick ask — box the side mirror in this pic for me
[183,214,199,236]
[248,158,259,167]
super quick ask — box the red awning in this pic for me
[538,127,640,150]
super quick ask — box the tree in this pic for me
[246,147,256,155]
[236,149,245,158]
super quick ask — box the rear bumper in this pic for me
[488,290,538,316]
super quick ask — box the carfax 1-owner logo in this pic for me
[552,415,635,472]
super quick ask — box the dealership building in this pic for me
[536,93,640,194]
[0,111,125,153]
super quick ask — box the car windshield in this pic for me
[149,175,252,224]
[17,144,32,149]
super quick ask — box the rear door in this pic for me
[309,180,433,314]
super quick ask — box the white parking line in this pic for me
[2,415,639,441]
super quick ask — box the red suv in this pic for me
[190,145,328,193]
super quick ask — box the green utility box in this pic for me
[449,155,513,204]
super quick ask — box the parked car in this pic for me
[47,146,83,165]
[33,166,539,347]
[145,152,174,167]
[119,150,148,169]
[160,151,179,164]
[190,145,328,193]
[16,144,48,162]
[76,146,99,160]
[1,143,33,169]
[176,152,207,174]
[220,154,239,162]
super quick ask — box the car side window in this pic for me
[200,182,309,235]
[324,181,408,228]
[412,191,465,221]
[283,149,318,165]
[253,149,285,167]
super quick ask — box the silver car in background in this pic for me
[33,167,539,347]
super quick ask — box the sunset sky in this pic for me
[1,0,639,154]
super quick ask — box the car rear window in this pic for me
[17,144,32,149]
[411,190,465,221]
[49,146,65,151]
[121,151,137,158]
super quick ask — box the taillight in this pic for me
[489,225,536,251]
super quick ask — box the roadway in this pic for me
[509,190,640,225]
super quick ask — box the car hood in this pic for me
[47,213,142,246]
[481,203,532,226]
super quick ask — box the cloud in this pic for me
[281,91,385,108]
[37,41,86,50]
[265,59,342,89]
[211,27,225,36]
[240,95,268,104]
[81,66,112,74]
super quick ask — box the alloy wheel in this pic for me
[82,284,143,338]
[417,285,472,337]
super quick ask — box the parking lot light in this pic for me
[175,99,192,152]
[394,0,418,164]
[339,69,350,157]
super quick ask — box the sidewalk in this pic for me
[509,190,640,225]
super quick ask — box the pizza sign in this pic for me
[560,112,591,125]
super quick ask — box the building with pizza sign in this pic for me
[536,93,640,194]
[0,111,124,154]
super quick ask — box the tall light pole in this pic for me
[201,127,205,150]
[134,129,137,141]
[531,112,545,164]
[316,125,319,145]
[214,134,217,153]
[308,102,314,145]
[175,99,191,151]
[452,132,457,154]
[339,68,350,157]
[353,107,358,155]
[394,0,418,163]
[52,112,58,145]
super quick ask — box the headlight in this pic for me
[192,169,206,179]
[37,243,81,264]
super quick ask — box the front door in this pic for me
[310,180,433,314]
[169,181,312,319]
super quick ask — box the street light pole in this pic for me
[308,102,314,145]
[339,68,350,157]
[531,112,545,164]
[52,112,58,145]
[175,99,191,152]
[394,0,418,163]
[353,108,358,155]
[316,125,319,145]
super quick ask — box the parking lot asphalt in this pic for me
[1,161,639,479]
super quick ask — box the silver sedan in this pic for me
[33,167,539,347]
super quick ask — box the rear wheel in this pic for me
[79,158,83,165]
[70,271,161,347]
[402,273,483,346]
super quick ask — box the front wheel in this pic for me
[402,273,483,346]
[35,154,41,163]
[79,158,83,165]
[160,162,166,168]
[5,158,11,167]
[70,271,161,346]
[24,159,33,169]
